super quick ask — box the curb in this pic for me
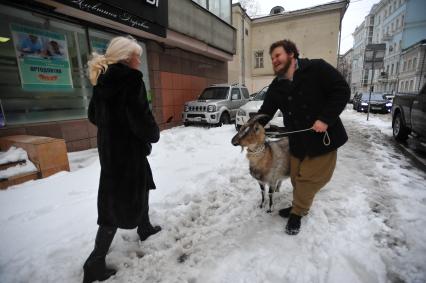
[395,140,426,172]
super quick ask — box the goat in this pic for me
[231,114,290,213]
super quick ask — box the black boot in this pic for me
[137,222,161,241]
[278,206,292,218]
[285,214,302,235]
[138,190,161,241]
[83,226,117,283]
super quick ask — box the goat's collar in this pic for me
[247,143,266,156]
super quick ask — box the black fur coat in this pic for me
[259,58,350,158]
[88,63,159,229]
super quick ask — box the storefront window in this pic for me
[0,5,151,126]
[0,5,91,125]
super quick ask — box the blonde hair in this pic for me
[87,36,142,85]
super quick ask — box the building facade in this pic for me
[351,22,367,96]
[350,0,426,95]
[228,1,348,93]
[399,39,426,92]
[338,48,353,86]
[0,0,235,151]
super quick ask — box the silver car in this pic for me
[182,84,250,126]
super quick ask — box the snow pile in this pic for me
[0,109,425,283]
[0,146,38,179]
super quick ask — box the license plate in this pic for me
[371,107,380,110]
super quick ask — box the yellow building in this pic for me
[229,1,349,93]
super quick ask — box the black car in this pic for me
[352,92,392,113]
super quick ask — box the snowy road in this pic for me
[0,108,425,283]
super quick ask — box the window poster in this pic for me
[10,23,73,90]
[90,37,109,54]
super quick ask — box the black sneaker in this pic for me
[285,214,302,235]
[278,206,292,218]
[138,225,162,241]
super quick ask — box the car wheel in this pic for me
[219,112,230,126]
[393,113,409,142]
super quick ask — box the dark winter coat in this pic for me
[259,58,350,159]
[88,63,159,229]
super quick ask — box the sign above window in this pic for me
[56,0,168,37]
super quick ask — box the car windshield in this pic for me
[198,87,229,100]
[362,93,384,100]
[253,87,269,101]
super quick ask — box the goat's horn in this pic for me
[248,114,270,124]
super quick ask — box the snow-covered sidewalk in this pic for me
[0,109,425,283]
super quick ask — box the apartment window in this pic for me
[391,22,394,31]
[254,51,264,69]
[408,59,412,70]
[413,57,417,69]
[192,0,231,24]
[405,81,408,91]
[403,60,407,71]
[409,80,414,91]
[391,64,394,75]
[396,19,399,28]
[386,65,390,74]
[399,81,403,91]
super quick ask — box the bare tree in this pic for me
[235,0,261,18]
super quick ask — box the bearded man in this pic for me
[258,39,350,235]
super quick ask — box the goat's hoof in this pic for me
[259,204,263,209]
[266,209,272,213]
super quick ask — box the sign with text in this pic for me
[57,0,167,37]
[10,23,73,91]
[364,44,386,70]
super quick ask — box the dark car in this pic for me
[352,92,392,113]
[392,84,426,142]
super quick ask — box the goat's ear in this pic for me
[254,124,260,133]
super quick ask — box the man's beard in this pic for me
[274,59,292,76]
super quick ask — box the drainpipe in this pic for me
[241,8,245,85]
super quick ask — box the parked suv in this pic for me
[392,83,426,142]
[182,84,250,126]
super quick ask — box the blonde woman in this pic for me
[83,36,161,283]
